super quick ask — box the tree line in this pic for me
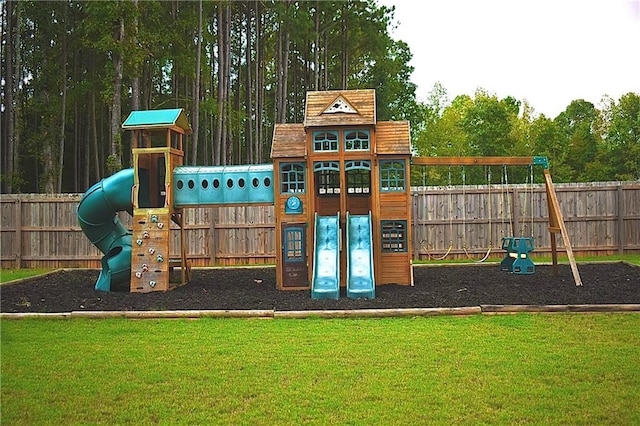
[1,0,638,194]
[411,84,640,186]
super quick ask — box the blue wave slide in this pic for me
[311,212,340,300]
[77,168,134,291]
[346,212,375,299]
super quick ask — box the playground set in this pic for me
[77,89,582,298]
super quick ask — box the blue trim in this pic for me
[379,160,406,192]
[280,162,306,194]
[381,220,408,252]
[313,130,339,152]
[344,129,370,151]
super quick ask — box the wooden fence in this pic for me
[1,181,639,269]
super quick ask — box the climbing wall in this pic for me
[130,210,172,292]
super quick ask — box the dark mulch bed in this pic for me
[1,263,639,314]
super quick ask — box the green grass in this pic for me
[0,268,53,284]
[2,315,639,425]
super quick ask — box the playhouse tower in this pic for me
[122,109,191,292]
[271,90,414,291]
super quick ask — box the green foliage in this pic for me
[3,0,639,192]
[106,153,122,175]
[412,82,639,185]
[605,93,640,180]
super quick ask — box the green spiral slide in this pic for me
[77,168,134,291]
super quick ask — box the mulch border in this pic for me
[2,261,639,319]
[2,304,640,320]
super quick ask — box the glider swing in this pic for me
[412,156,583,286]
[499,164,536,274]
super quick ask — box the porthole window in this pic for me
[176,180,184,190]
[264,177,271,187]
[188,179,195,189]
[201,179,208,189]
[227,178,234,189]
[213,179,220,189]
[238,178,245,188]
[252,177,260,188]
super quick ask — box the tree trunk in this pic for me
[222,3,231,165]
[275,22,281,124]
[341,3,348,90]
[3,0,19,193]
[57,10,68,193]
[109,14,125,174]
[313,1,320,91]
[254,1,264,163]
[281,28,290,123]
[244,1,253,164]
[191,0,202,165]
[213,3,224,165]
[131,0,140,165]
[91,92,100,182]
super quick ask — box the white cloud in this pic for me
[379,0,640,117]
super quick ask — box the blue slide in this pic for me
[311,212,340,300]
[346,212,375,299]
[77,168,134,291]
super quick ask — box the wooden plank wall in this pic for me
[411,181,640,261]
[1,181,638,268]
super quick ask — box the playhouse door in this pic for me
[281,224,308,288]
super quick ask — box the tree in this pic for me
[555,99,602,181]
[606,93,640,180]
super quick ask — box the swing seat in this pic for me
[500,237,535,275]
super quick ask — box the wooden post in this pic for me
[549,233,558,276]
[543,170,582,286]
[15,198,22,268]
[617,183,624,255]
[210,207,218,265]
[411,192,419,261]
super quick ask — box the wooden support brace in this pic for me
[543,170,583,286]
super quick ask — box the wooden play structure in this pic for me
[271,89,414,297]
[124,109,192,292]
[80,88,582,295]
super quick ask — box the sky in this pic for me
[378,0,640,118]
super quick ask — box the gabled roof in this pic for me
[304,89,376,127]
[122,108,192,134]
[375,121,411,155]
[270,123,307,159]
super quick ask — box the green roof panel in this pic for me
[122,108,192,133]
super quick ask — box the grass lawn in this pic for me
[0,268,53,284]
[2,314,639,425]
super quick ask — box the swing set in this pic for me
[413,156,582,286]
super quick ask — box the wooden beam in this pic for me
[543,169,583,286]
[412,157,536,166]
[15,198,22,268]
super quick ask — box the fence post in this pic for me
[15,198,22,268]
[412,191,419,261]
[617,183,624,255]
[210,207,218,265]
